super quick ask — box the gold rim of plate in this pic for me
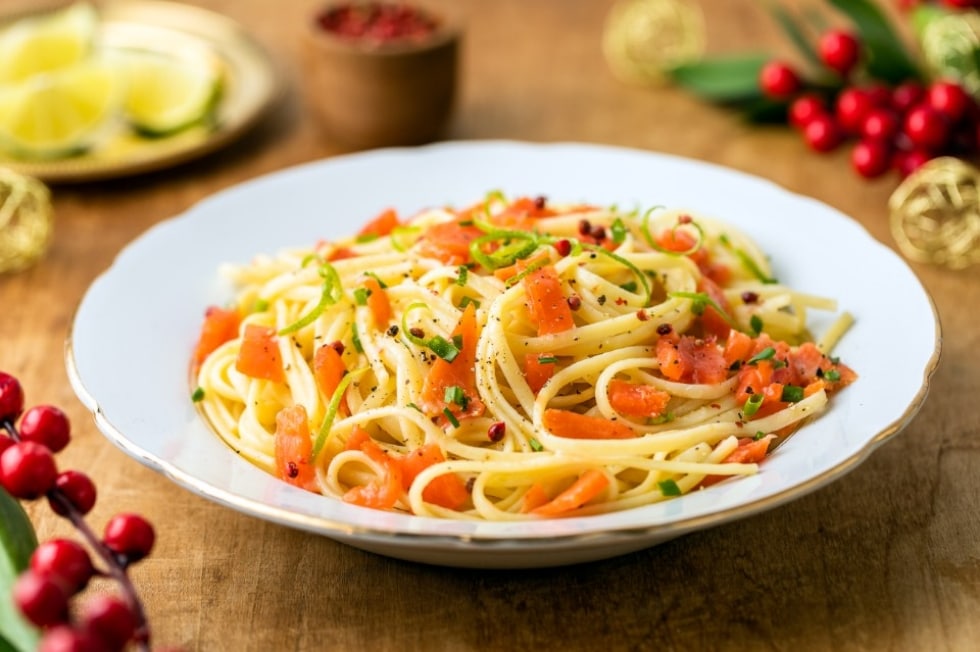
[0,0,281,183]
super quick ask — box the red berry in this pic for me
[942,0,980,8]
[0,441,57,499]
[759,61,801,99]
[13,570,70,627]
[895,149,932,177]
[38,625,103,652]
[818,30,861,76]
[50,470,97,515]
[904,105,951,150]
[852,140,892,178]
[789,94,826,129]
[836,87,874,133]
[30,539,95,592]
[103,513,155,562]
[861,107,900,142]
[803,114,843,152]
[927,80,972,123]
[19,405,71,453]
[0,436,13,457]
[892,81,924,114]
[0,372,25,423]
[81,595,138,651]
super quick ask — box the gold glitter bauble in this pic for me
[889,157,980,270]
[602,0,706,86]
[0,168,53,274]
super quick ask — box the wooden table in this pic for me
[2,0,978,649]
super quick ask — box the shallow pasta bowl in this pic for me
[66,141,941,568]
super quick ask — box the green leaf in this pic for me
[669,54,769,103]
[769,3,822,69]
[828,0,921,84]
[0,489,39,652]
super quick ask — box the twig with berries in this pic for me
[669,0,980,181]
[0,372,155,652]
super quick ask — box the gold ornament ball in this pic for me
[888,157,980,270]
[0,168,53,274]
[602,0,706,86]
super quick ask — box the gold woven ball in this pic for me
[0,168,53,274]
[602,0,705,86]
[888,157,980,270]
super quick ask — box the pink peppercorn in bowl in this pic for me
[304,2,459,149]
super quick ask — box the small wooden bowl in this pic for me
[304,3,459,149]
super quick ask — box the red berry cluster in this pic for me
[759,28,980,180]
[0,372,154,652]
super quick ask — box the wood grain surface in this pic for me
[1,1,978,650]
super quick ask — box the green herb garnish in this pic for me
[747,346,776,365]
[443,408,461,428]
[781,385,804,402]
[743,393,764,417]
[658,479,682,496]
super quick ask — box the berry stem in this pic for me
[2,418,151,651]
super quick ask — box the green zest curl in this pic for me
[279,261,343,335]
[312,367,369,459]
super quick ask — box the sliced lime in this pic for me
[0,3,99,84]
[119,50,221,136]
[0,60,121,159]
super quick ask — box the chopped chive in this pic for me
[647,412,674,425]
[443,385,468,409]
[458,296,481,310]
[406,402,422,412]
[529,438,543,452]
[355,233,379,244]
[668,291,739,328]
[428,335,460,362]
[610,217,627,244]
[749,314,763,336]
[619,281,638,293]
[743,393,764,417]
[718,233,778,284]
[735,249,778,284]
[352,323,364,353]
[753,430,768,440]
[443,407,461,428]
[824,369,841,382]
[252,299,269,313]
[658,479,682,496]
[191,387,205,402]
[772,359,787,369]
[781,385,804,402]
[456,265,469,286]
[365,271,388,288]
[536,355,559,364]
[353,287,370,305]
[747,347,776,365]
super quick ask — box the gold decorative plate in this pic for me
[0,1,280,183]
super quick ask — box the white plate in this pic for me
[66,141,941,568]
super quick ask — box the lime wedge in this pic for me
[0,61,121,159]
[119,51,220,136]
[0,3,99,84]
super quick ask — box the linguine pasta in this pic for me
[191,193,856,521]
